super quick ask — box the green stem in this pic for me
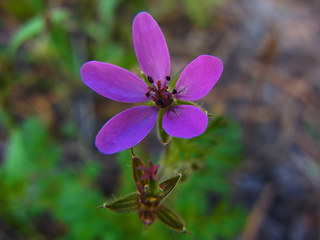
[157,108,171,145]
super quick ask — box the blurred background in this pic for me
[1,0,320,239]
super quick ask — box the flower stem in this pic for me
[157,108,171,145]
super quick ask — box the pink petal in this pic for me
[162,105,207,138]
[80,61,148,103]
[175,55,223,101]
[133,12,170,86]
[96,106,158,154]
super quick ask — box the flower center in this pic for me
[145,76,176,108]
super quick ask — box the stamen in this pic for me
[147,76,154,84]
[148,86,157,92]
[166,76,171,81]
[172,89,177,94]
[146,79,173,108]
[160,86,168,93]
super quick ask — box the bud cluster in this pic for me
[97,150,189,233]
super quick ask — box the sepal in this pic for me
[140,71,153,87]
[160,174,181,200]
[132,152,148,193]
[157,204,190,234]
[98,192,140,213]
[168,72,181,90]
[138,205,157,226]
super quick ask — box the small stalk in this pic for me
[157,108,171,145]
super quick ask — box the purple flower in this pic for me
[80,12,223,154]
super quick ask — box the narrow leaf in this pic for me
[99,192,140,213]
[9,15,44,55]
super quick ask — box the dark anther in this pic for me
[145,92,150,97]
[172,89,177,94]
[147,76,154,84]
[165,76,171,81]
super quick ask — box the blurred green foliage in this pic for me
[165,117,246,239]
[2,0,44,20]
[0,117,245,239]
[183,0,225,27]
[0,118,108,239]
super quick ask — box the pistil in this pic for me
[145,78,173,108]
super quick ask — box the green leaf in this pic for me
[9,15,43,56]
[4,126,27,182]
